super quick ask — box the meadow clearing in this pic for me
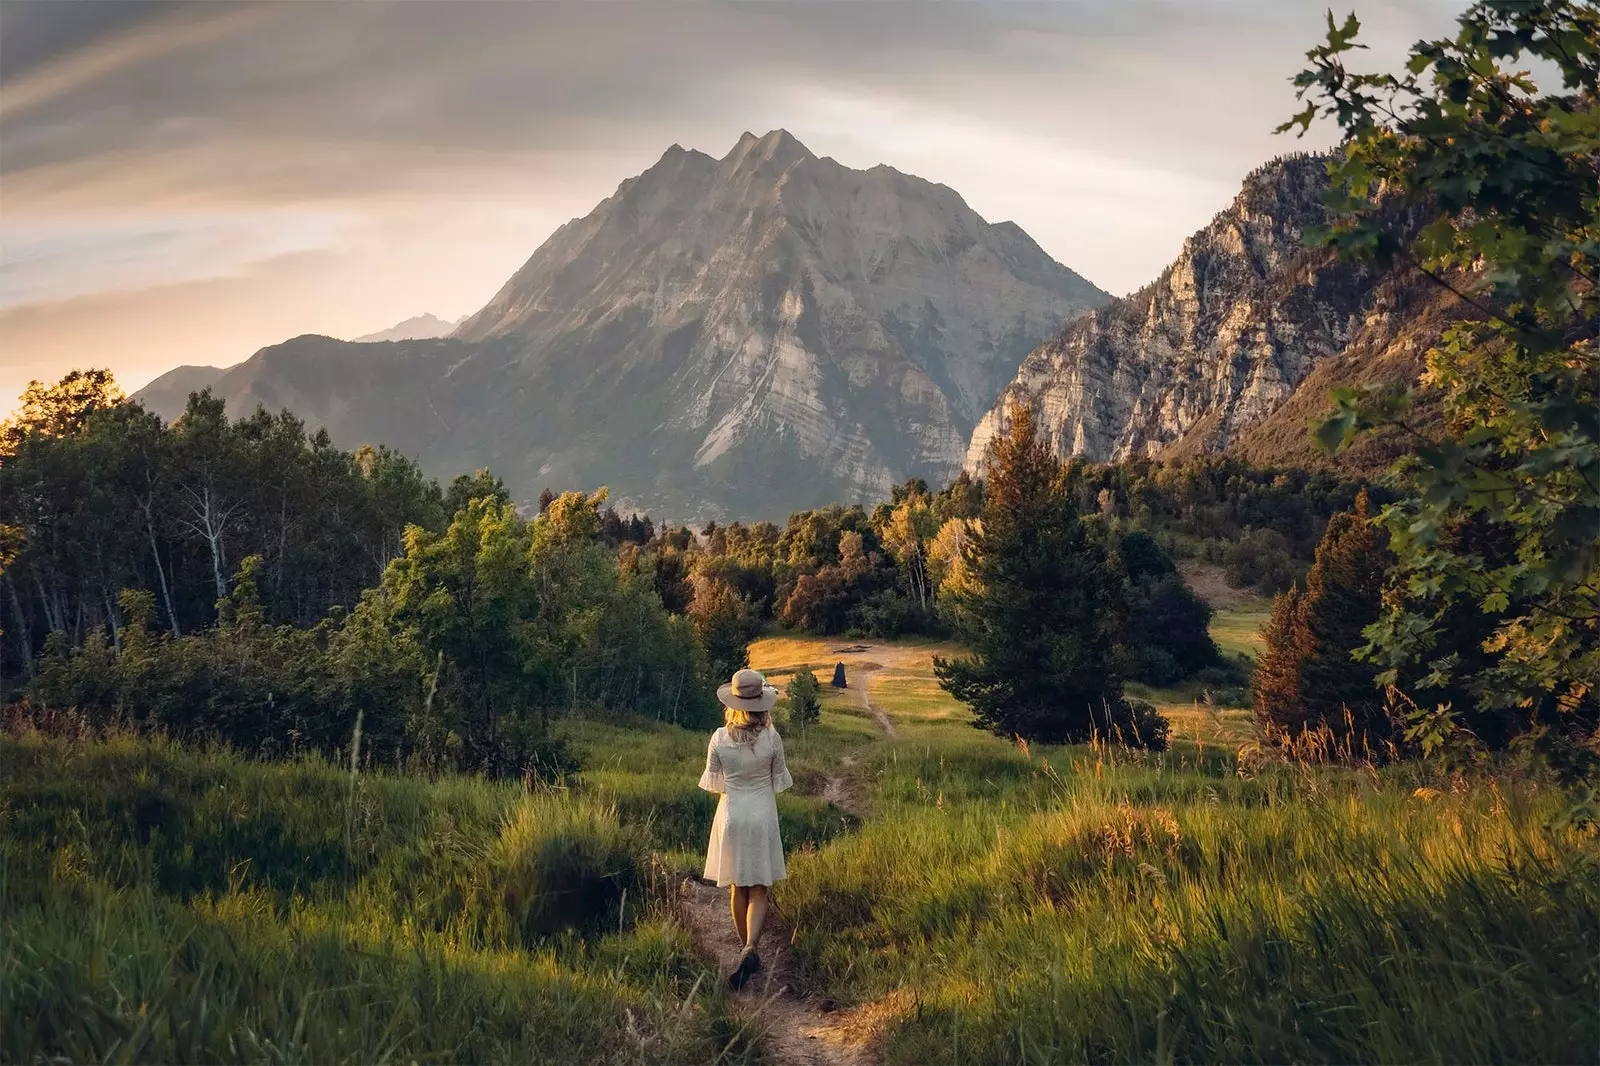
[3,599,1597,1064]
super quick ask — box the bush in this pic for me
[1125,646,1183,687]
[1107,697,1170,751]
[488,796,642,942]
[786,667,822,729]
[1224,528,1302,595]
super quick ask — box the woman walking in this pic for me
[699,668,794,988]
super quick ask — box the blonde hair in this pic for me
[724,706,769,744]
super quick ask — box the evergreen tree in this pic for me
[934,401,1131,744]
[688,574,756,686]
[1253,491,1393,747]
[786,666,821,731]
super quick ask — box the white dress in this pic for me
[699,725,794,887]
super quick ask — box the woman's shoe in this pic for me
[728,949,761,990]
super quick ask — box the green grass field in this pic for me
[1209,600,1274,661]
[5,604,1596,1064]
[751,630,1600,1065]
[0,733,763,1065]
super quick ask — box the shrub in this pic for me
[488,796,642,942]
[1107,697,1170,751]
[786,667,822,729]
[1224,528,1301,594]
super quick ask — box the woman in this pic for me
[699,667,794,989]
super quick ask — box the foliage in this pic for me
[1,381,450,681]
[688,573,758,685]
[1253,491,1394,749]
[1113,531,1221,685]
[935,402,1135,745]
[1223,527,1303,595]
[1071,453,1368,568]
[20,485,711,771]
[1283,2,1600,741]
[786,666,822,730]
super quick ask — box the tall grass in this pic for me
[559,712,860,867]
[778,712,1600,1064]
[0,732,760,1064]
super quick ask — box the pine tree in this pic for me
[934,401,1129,744]
[786,666,821,731]
[1253,491,1392,747]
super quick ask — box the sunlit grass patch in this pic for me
[872,676,967,721]
[1210,599,1273,660]
[781,745,1600,1065]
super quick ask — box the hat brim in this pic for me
[716,684,778,713]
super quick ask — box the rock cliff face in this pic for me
[966,155,1445,475]
[140,130,1107,519]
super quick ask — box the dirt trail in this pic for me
[679,877,873,1066]
[679,642,921,1064]
[832,642,931,740]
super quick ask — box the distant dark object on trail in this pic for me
[832,663,847,688]
[832,644,870,654]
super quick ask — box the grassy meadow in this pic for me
[773,673,1598,1064]
[5,600,1597,1064]
[0,735,772,1064]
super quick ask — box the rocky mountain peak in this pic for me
[153,132,1110,519]
[965,152,1447,477]
[724,128,816,172]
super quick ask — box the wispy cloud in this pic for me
[0,0,1469,408]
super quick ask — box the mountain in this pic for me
[353,313,465,343]
[132,364,229,423]
[151,130,1109,519]
[966,155,1455,477]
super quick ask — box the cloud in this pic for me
[0,4,270,116]
[0,210,350,308]
[0,0,1471,410]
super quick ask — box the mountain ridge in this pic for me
[965,153,1453,477]
[137,130,1109,519]
[354,313,465,343]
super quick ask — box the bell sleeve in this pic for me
[771,730,794,794]
[698,732,727,793]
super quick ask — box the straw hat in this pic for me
[717,668,778,713]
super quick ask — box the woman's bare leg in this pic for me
[743,884,769,951]
[729,886,749,944]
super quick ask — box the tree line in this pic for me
[2,366,1271,768]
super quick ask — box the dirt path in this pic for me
[681,640,924,1064]
[679,877,873,1066]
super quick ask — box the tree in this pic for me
[383,497,539,772]
[1253,492,1393,748]
[934,401,1136,745]
[1283,2,1600,748]
[171,392,245,605]
[881,492,938,613]
[0,369,123,456]
[688,574,757,686]
[445,468,510,515]
[786,666,821,731]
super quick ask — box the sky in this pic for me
[0,0,1468,410]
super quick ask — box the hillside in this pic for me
[966,155,1458,477]
[132,364,229,423]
